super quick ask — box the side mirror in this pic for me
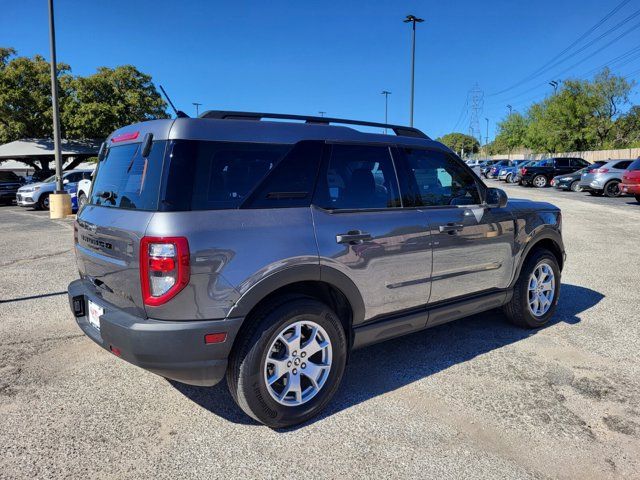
[485,187,508,208]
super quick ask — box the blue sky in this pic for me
[2,0,640,141]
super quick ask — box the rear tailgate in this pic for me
[76,207,154,317]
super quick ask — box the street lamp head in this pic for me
[404,14,424,23]
[381,90,391,95]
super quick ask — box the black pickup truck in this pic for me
[520,157,590,188]
[0,171,24,205]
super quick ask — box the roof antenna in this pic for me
[159,85,189,118]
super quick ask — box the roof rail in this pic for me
[199,110,429,139]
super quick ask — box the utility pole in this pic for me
[381,90,391,134]
[47,0,70,218]
[507,104,513,115]
[318,111,326,117]
[192,102,202,116]
[484,117,489,146]
[404,14,424,127]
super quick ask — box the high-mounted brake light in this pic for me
[140,236,190,306]
[111,131,140,143]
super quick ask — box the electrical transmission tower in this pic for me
[468,84,484,145]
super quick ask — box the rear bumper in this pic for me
[68,279,244,386]
[620,182,640,195]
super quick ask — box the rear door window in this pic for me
[313,144,400,210]
[612,161,632,170]
[555,159,570,167]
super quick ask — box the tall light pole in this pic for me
[318,111,326,117]
[47,0,70,218]
[507,104,513,115]
[549,80,560,95]
[192,102,202,116]
[381,90,391,133]
[404,14,424,127]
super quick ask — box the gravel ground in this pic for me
[1,185,639,480]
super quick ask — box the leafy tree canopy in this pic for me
[436,132,480,155]
[0,47,168,145]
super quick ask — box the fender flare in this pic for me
[226,264,366,326]
[510,227,565,288]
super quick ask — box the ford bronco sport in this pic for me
[68,111,565,428]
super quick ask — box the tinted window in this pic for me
[612,161,632,170]
[555,159,570,167]
[64,172,83,183]
[628,159,640,171]
[90,141,166,210]
[245,141,323,208]
[163,140,290,211]
[0,171,20,182]
[570,159,586,167]
[313,144,400,210]
[399,148,481,207]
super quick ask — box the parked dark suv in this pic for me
[520,157,589,187]
[68,112,565,427]
[0,171,24,205]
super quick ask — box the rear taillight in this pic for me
[595,168,609,173]
[521,168,527,175]
[140,236,190,306]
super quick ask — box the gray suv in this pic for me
[67,112,565,427]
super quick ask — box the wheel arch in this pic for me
[226,265,364,353]
[510,229,565,289]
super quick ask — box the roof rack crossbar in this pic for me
[199,110,429,139]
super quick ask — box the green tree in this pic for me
[493,112,528,153]
[63,65,168,139]
[436,132,480,155]
[0,48,73,144]
[611,105,640,148]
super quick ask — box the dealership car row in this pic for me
[471,157,640,202]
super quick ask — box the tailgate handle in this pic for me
[336,230,372,244]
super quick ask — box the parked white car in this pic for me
[77,176,93,209]
[16,169,93,210]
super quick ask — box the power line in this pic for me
[451,93,469,132]
[490,0,637,96]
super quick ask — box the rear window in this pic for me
[628,159,640,171]
[89,141,166,210]
[162,140,291,211]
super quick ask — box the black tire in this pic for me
[37,193,50,210]
[532,174,548,188]
[503,248,561,329]
[588,190,602,196]
[603,180,621,198]
[227,296,347,428]
[635,194,640,204]
[569,180,582,192]
[505,173,513,183]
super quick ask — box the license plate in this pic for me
[87,300,104,330]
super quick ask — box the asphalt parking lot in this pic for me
[1,185,639,480]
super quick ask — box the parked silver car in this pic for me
[578,159,634,197]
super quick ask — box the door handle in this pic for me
[438,223,464,234]
[336,230,372,244]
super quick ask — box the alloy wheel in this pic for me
[533,176,547,188]
[527,263,555,317]
[263,320,332,406]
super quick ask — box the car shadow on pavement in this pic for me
[170,283,603,428]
